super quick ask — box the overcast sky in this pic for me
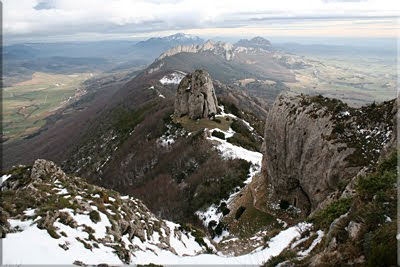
[2,0,399,43]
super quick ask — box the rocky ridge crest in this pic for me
[1,159,210,264]
[157,37,272,62]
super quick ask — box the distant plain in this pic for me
[3,72,94,142]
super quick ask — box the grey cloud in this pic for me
[34,0,56,10]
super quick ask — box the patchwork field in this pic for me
[276,54,397,106]
[2,72,94,142]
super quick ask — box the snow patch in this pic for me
[4,218,121,265]
[0,174,12,186]
[159,71,186,85]
[196,125,263,238]
[132,222,310,265]
[298,230,324,256]
[56,188,69,195]
[212,138,262,166]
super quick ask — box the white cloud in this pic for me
[2,0,399,41]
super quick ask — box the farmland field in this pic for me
[277,53,397,106]
[2,72,95,142]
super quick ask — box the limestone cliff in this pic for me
[174,69,218,120]
[156,38,270,62]
[157,40,234,61]
[261,92,396,215]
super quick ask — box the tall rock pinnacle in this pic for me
[174,69,218,120]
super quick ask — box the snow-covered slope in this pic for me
[159,71,186,85]
[1,158,318,266]
[1,160,208,265]
[194,107,263,232]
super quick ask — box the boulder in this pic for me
[347,221,362,240]
[174,70,218,120]
[31,159,64,181]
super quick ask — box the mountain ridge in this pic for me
[156,36,273,62]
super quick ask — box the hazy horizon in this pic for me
[4,34,398,50]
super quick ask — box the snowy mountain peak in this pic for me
[167,33,201,41]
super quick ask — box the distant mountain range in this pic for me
[3,33,204,61]
[3,33,205,85]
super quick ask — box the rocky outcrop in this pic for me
[174,69,218,120]
[261,92,396,215]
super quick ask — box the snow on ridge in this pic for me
[0,174,12,186]
[132,222,312,265]
[196,125,263,240]
[215,105,237,119]
[3,206,206,265]
[4,217,121,265]
[159,71,186,85]
[207,127,262,167]
[298,230,324,257]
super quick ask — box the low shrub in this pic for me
[89,210,101,223]
[235,206,246,220]
[376,151,397,173]
[212,130,225,140]
[227,133,259,152]
[217,202,230,216]
[279,199,290,210]
[230,120,251,135]
[222,102,241,118]
[208,220,217,229]
[366,222,396,267]
[227,119,260,151]
[214,222,224,236]
[309,198,352,229]
[356,171,396,199]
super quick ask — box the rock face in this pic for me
[261,92,396,215]
[156,39,272,62]
[174,69,218,120]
